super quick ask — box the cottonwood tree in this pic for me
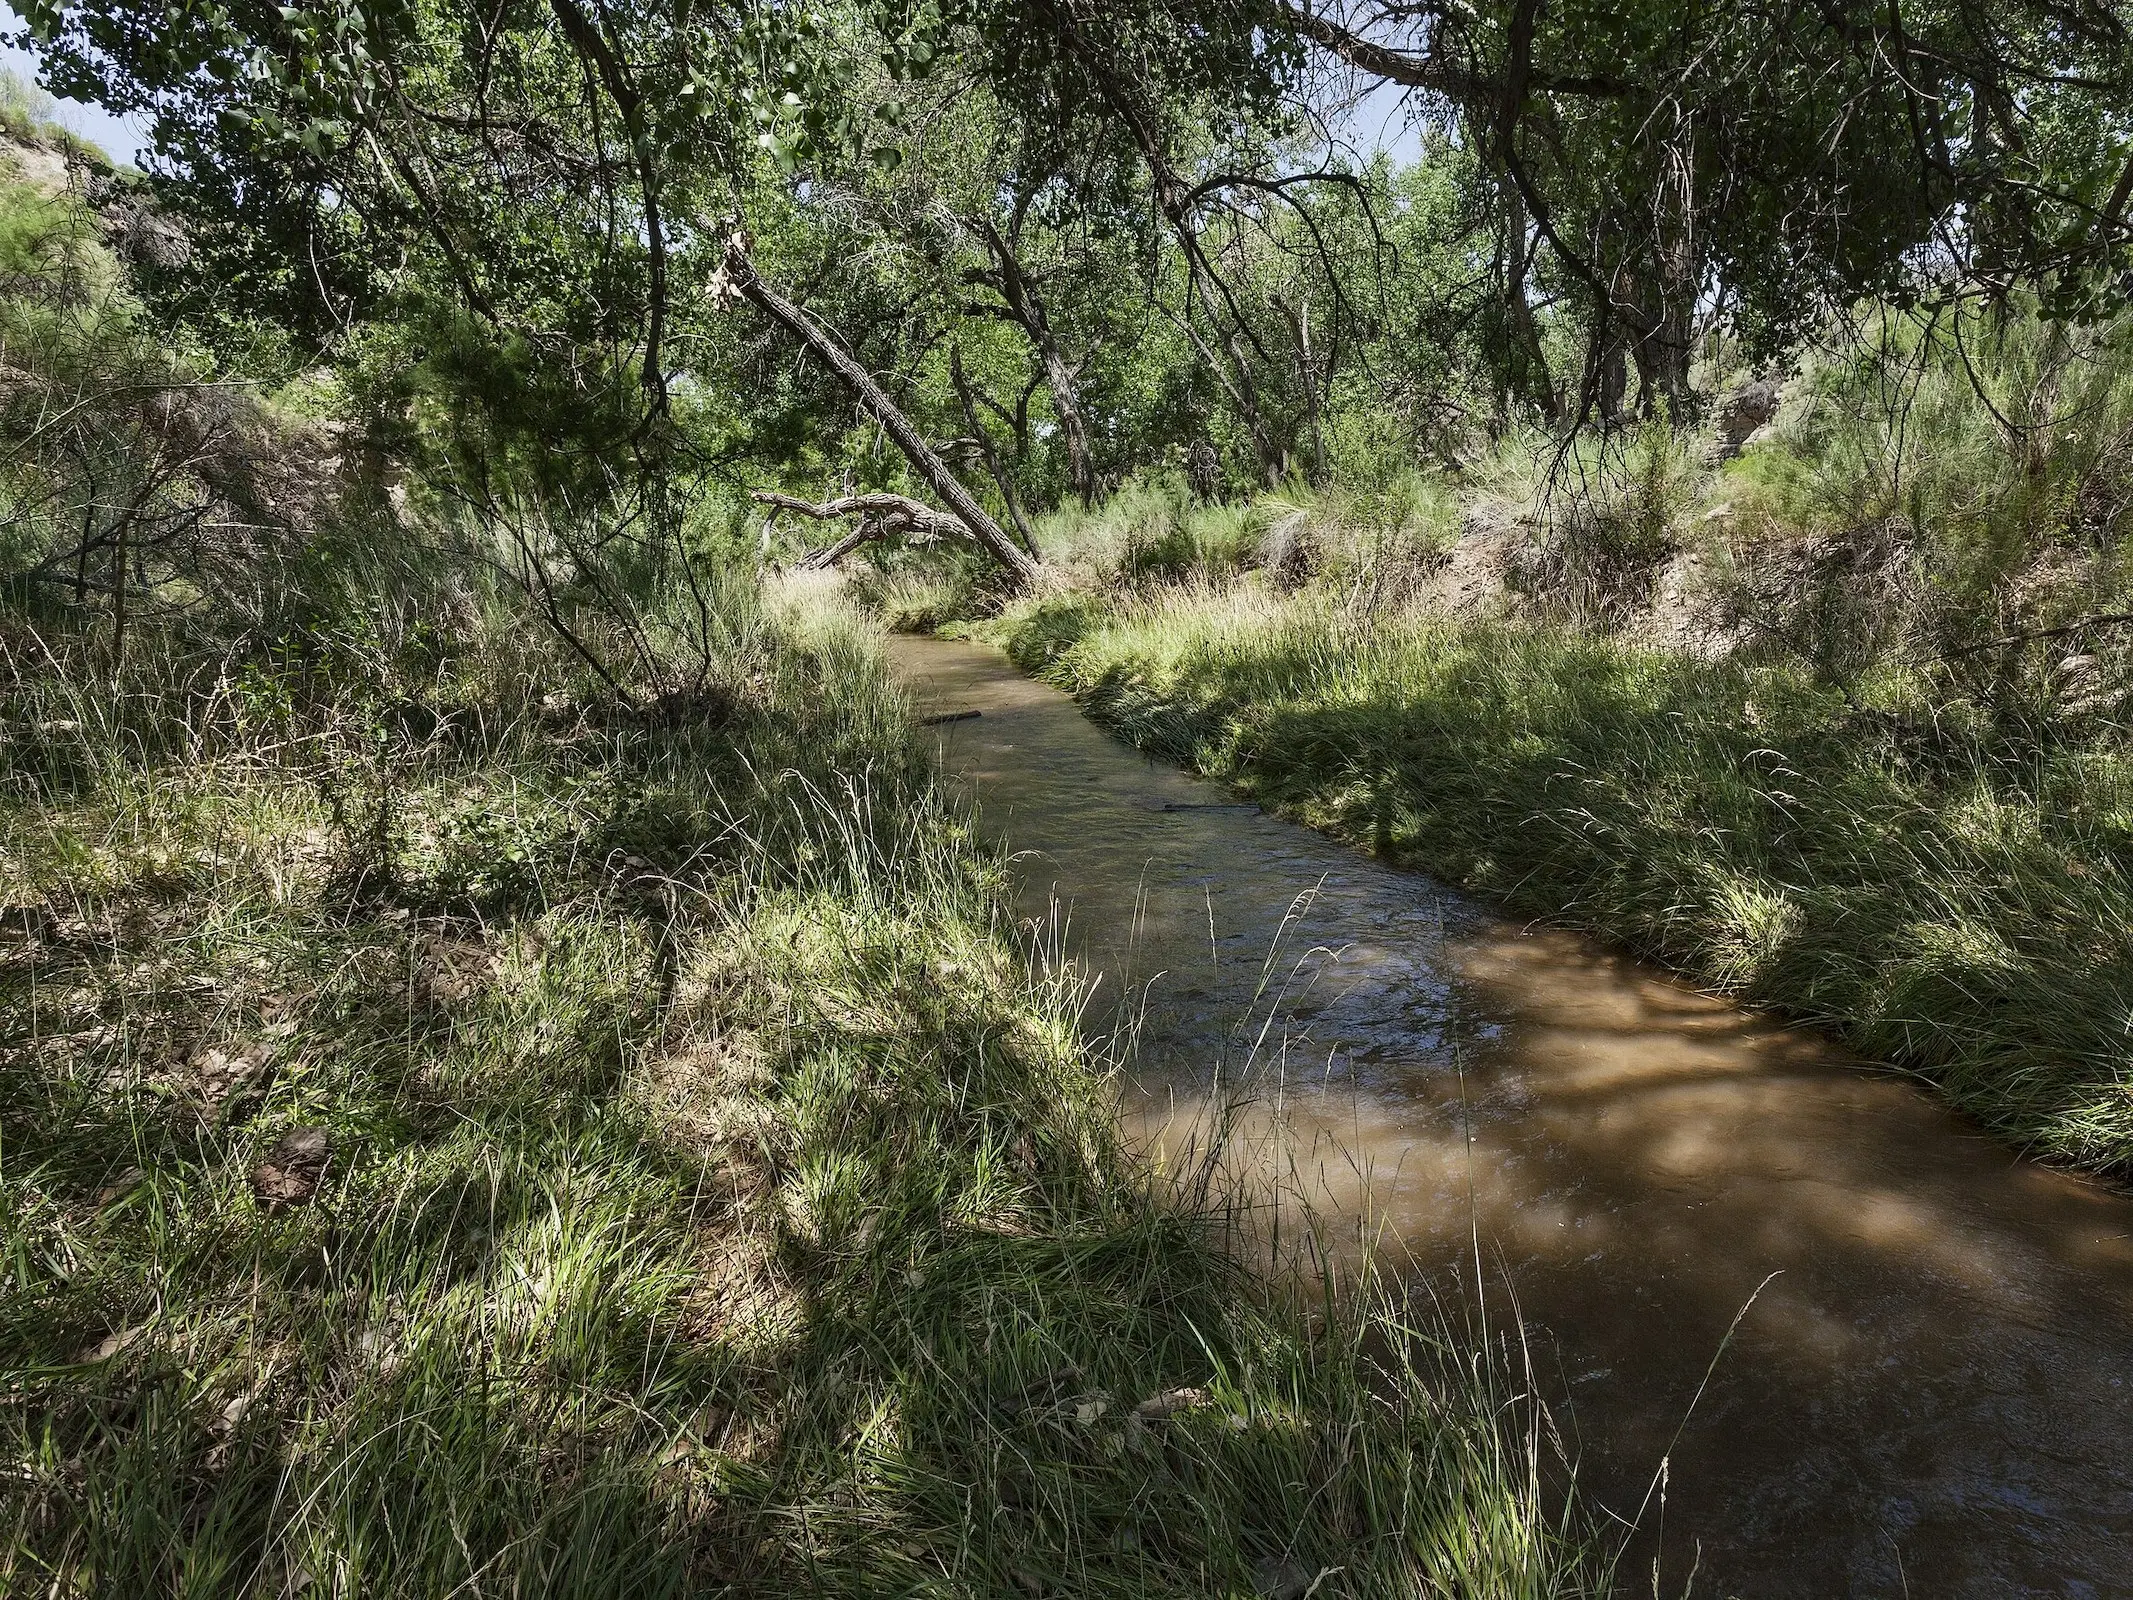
[910,1,1401,487]
[1281,0,2133,422]
[12,0,1044,582]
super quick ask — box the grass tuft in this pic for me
[983,587,2133,1172]
[2,557,1597,1595]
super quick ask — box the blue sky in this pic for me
[0,3,149,165]
[1339,77,1426,166]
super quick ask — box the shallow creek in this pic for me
[889,633,2133,1599]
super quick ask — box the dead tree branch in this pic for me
[752,489,966,570]
[718,235,1043,586]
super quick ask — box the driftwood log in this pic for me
[754,489,971,570]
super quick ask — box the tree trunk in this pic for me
[724,246,1041,586]
[1500,180,1559,424]
[1631,127,1700,421]
[1630,302,1694,419]
[972,219,1098,506]
[1580,306,1632,425]
[109,506,127,666]
[949,345,1042,559]
[1601,338,1630,422]
[1272,292,1326,483]
[1041,345,1098,505]
[1226,327,1288,488]
[1163,304,1283,487]
[1627,248,1696,420]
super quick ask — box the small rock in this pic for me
[217,1389,254,1433]
[252,1127,331,1210]
[78,1324,143,1364]
[194,1040,274,1108]
[1715,377,1784,457]
[1252,1554,1316,1600]
[1132,1386,1209,1421]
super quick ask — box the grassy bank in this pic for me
[976,579,2133,1175]
[910,316,2133,1179]
[1,542,1596,1595]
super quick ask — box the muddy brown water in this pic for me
[889,633,2133,1599]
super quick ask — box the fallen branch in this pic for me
[753,489,963,570]
[1944,612,2133,657]
[718,232,1042,586]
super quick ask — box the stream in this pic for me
[890,633,2133,1599]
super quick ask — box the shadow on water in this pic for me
[889,633,2133,1600]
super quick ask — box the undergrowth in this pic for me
[0,554,1597,1596]
[983,585,2133,1174]
[892,308,2133,1178]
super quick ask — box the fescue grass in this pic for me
[980,583,2133,1174]
[1,552,1599,1595]
[893,308,2133,1179]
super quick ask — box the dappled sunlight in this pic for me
[898,631,2133,1599]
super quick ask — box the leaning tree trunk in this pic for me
[720,241,1041,587]
[972,218,1098,506]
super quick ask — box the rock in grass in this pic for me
[1131,1385,1208,1421]
[94,1166,143,1209]
[1715,377,1783,457]
[77,1324,144,1364]
[1252,1553,1317,1599]
[194,1039,274,1115]
[252,1127,330,1210]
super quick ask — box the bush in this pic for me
[1721,308,2133,667]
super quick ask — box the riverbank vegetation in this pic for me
[941,311,2133,1176]
[1,540,1592,1595]
[0,89,1597,1595]
[3,0,2131,1586]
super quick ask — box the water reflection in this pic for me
[889,634,2133,1599]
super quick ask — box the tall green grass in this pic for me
[987,585,2133,1173]
[896,307,2133,1177]
[1,549,1599,1595]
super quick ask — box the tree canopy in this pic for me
[9,0,2129,569]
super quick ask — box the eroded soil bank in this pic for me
[893,632,2133,1600]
